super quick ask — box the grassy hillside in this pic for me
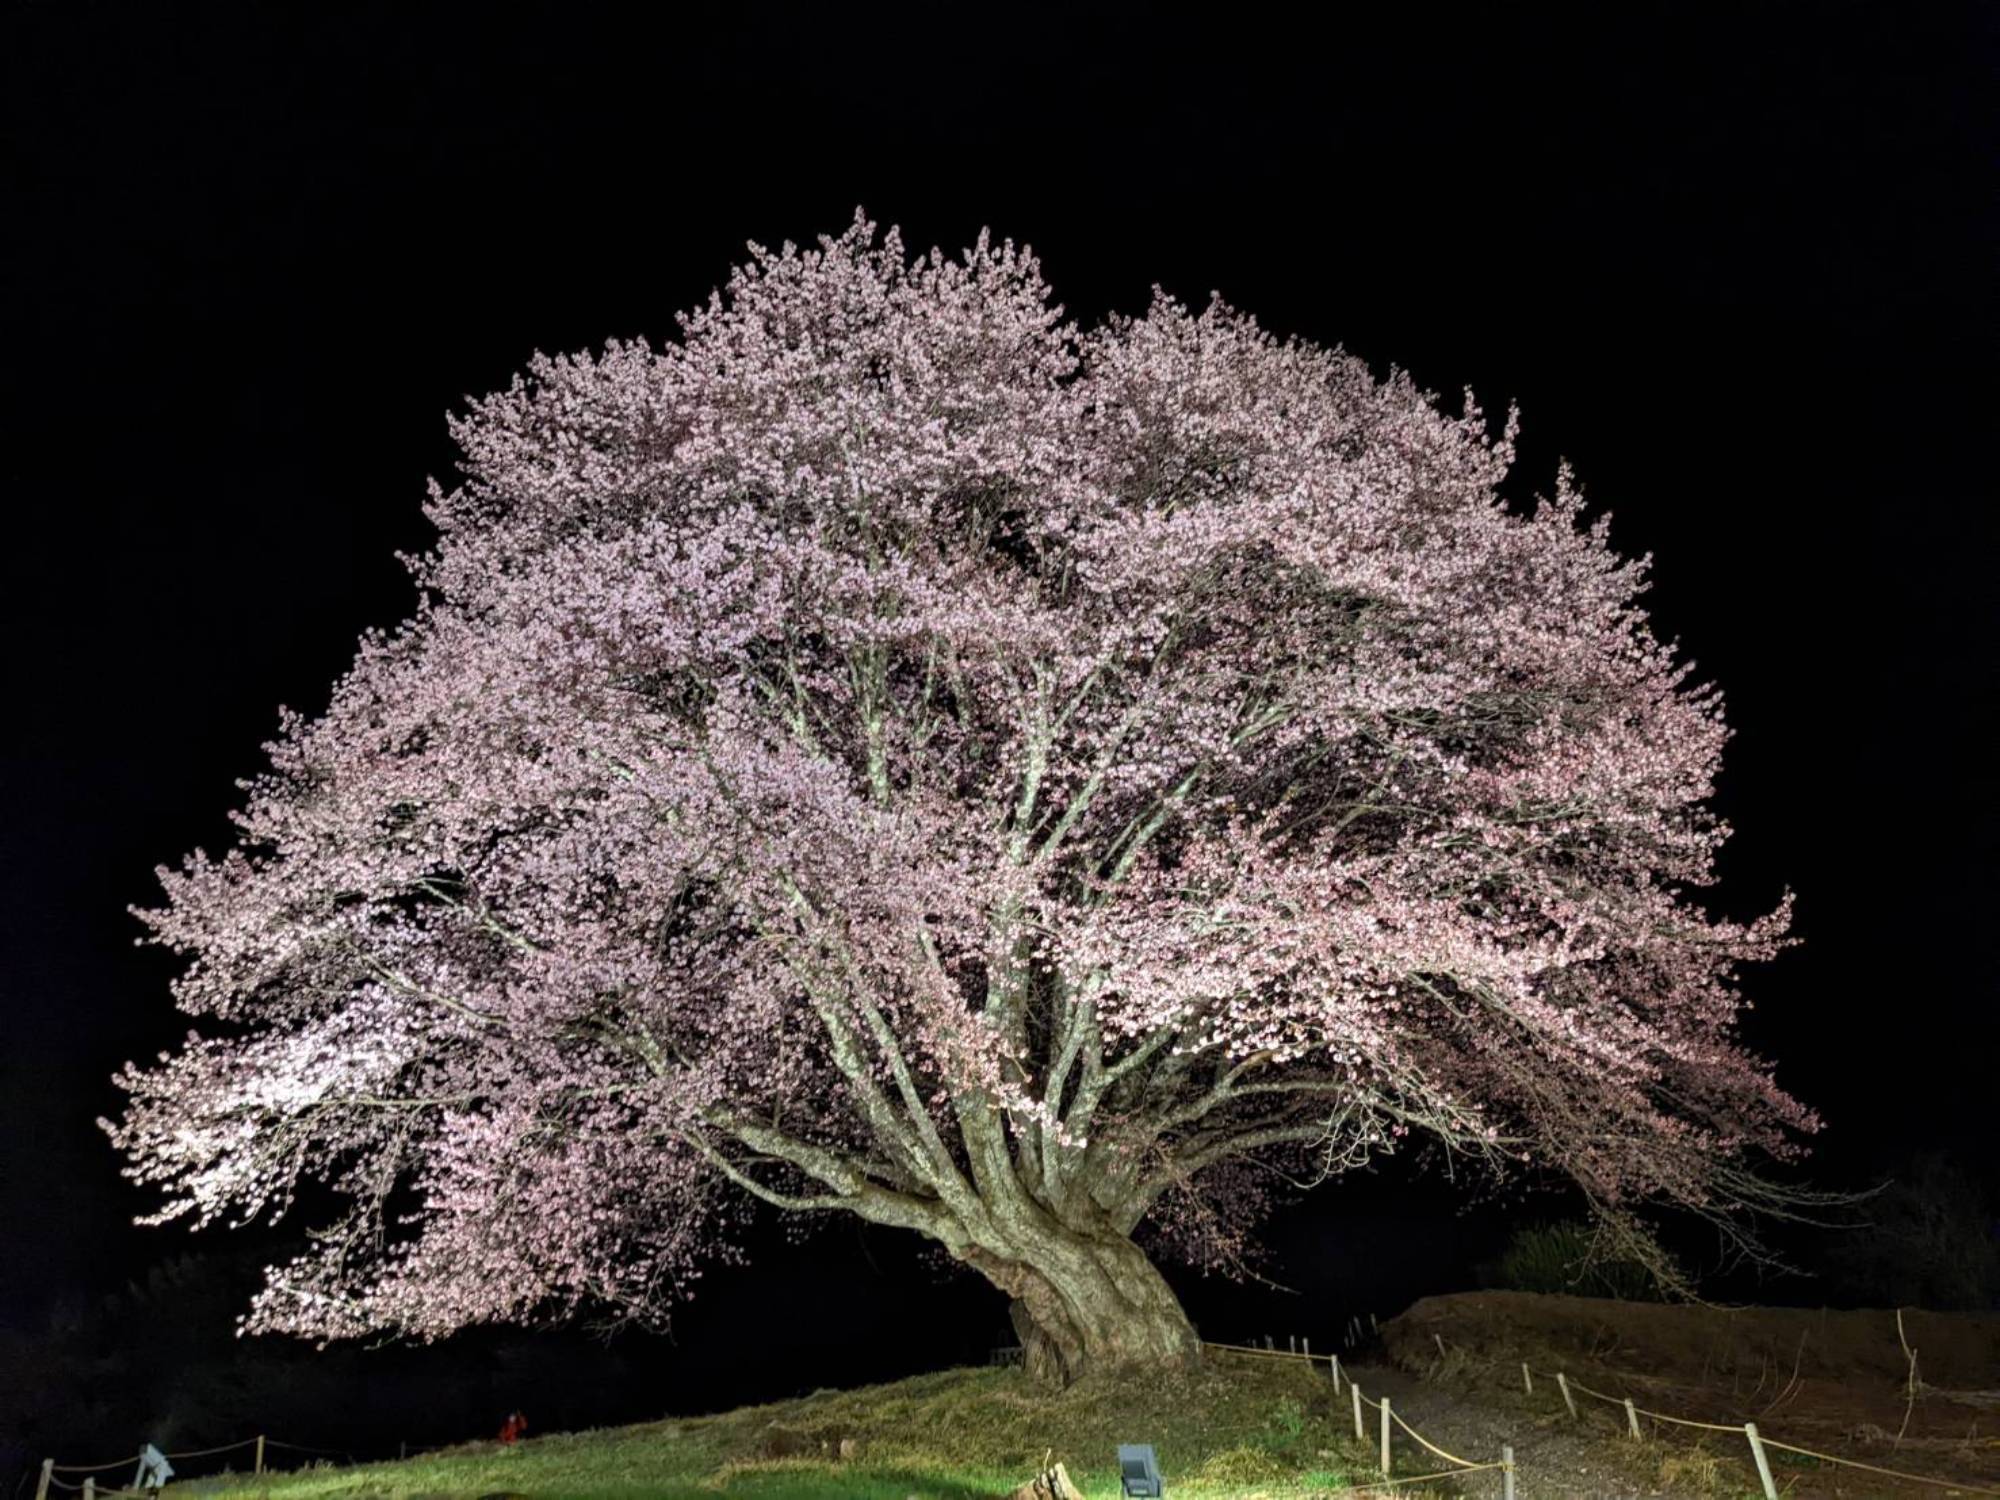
[182,1354,1383,1498]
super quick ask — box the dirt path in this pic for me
[1342,1362,1714,1498]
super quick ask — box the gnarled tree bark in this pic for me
[964,1225,1201,1386]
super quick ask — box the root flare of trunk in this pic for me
[969,1230,1201,1386]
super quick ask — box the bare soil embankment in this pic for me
[1380,1292,2000,1497]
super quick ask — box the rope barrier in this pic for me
[1562,1375,1629,1407]
[162,1439,259,1461]
[1755,1437,2000,1496]
[53,1435,260,1472]
[1350,1460,1508,1489]
[41,1431,357,1494]
[1202,1339,1318,1362]
[1386,1402,1488,1469]
[1434,1331,2000,1496]
[1200,1336,1504,1480]
[1630,1405,1748,1434]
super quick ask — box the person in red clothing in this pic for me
[498,1410,527,1446]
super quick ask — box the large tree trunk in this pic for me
[965,1224,1201,1386]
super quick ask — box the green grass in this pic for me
[181,1354,1394,1498]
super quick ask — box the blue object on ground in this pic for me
[1117,1442,1163,1496]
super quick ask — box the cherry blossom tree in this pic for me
[109,211,1818,1383]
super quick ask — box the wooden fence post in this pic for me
[1501,1443,1516,1500]
[83,1479,95,1500]
[1557,1370,1577,1419]
[1743,1423,1779,1500]
[1625,1397,1640,1439]
[1522,1361,1533,1395]
[1370,1312,1378,1333]
[1302,1335,1310,1360]
[35,1459,52,1500]
[255,1434,266,1474]
[1330,1353,1341,1394]
[1352,1380,1364,1440]
[1289,1334,1297,1354]
[1379,1394,1391,1477]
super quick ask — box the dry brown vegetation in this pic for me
[1382,1292,2000,1496]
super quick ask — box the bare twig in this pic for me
[1895,1306,1921,1448]
[1760,1329,1807,1416]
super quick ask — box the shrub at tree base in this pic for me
[111,209,1816,1382]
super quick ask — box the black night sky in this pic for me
[2,1,1993,1470]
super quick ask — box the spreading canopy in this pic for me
[111,212,1815,1348]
